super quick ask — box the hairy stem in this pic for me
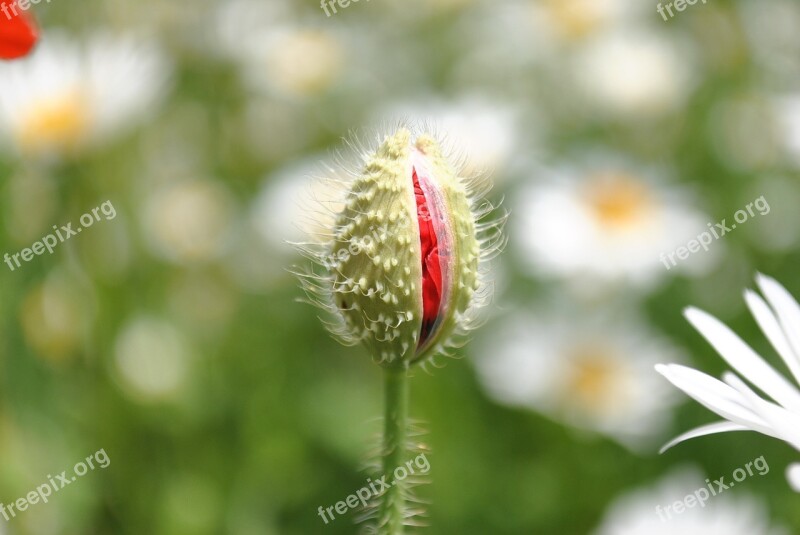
[380,368,409,534]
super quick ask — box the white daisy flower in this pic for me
[141,179,236,265]
[657,273,800,491]
[593,468,787,535]
[451,0,646,89]
[0,31,170,158]
[226,157,345,290]
[738,0,800,83]
[213,0,345,99]
[531,0,640,43]
[114,316,191,403]
[247,28,345,98]
[474,307,683,451]
[773,94,800,168]
[252,155,348,251]
[573,29,693,117]
[20,268,95,364]
[515,158,713,288]
[213,0,290,57]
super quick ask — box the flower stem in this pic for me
[381,368,409,534]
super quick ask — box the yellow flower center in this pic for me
[17,92,90,153]
[20,281,83,363]
[544,0,609,40]
[565,347,628,413]
[267,31,344,96]
[584,173,652,230]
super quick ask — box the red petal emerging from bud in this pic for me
[0,1,38,60]
[412,164,443,347]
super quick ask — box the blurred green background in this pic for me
[1,0,800,533]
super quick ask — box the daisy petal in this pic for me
[684,307,800,412]
[659,421,751,454]
[744,289,800,385]
[755,273,800,383]
[724,372,800,451]
[655,364,772,433]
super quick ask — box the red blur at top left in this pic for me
[0,0,38,60]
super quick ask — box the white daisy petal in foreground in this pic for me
[0,32,170,158]
[474,307,683,451]
[657,273,800,491]
[592,468,787,535]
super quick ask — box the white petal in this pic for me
[756,273,800,384]
[786,463,800,493]
[684,307,800,412]
[724,372,800,451]
[744,289,800,385]
[656,364,772,433]
[659,421,751,454]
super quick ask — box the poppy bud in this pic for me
[297,127,504,369]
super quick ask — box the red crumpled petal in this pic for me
[413,166,443,345]
[0,0,38,60]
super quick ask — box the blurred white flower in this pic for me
[474,307,683,451]
[773,94,800,167]
[20,269,95,364]
[515,159,713,288]
[253,29,345,98]
[738,0,800,83]
[657,274,800,492]
[141,180,236,265]
[252,157,345,251]
[533,0,635,42]
[214,0,345,99]
[230,158,344,290]
[573,29,692,117]
[229,157,342,290]
[452,0,642,91]
[114,316,191,402]
[0,31,170,158]
[213,0,290,57]
[593,468,786,535]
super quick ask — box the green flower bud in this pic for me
[296,127,505,370]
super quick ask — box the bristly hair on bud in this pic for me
[292,122,507,371]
